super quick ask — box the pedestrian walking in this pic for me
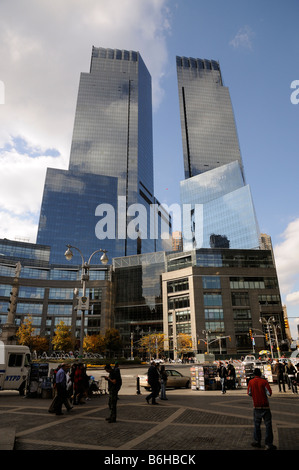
[247,368,276,450]
[104,364,118,423]
[68,362,78,403]
[51,363,73,415]
[48,365,59,413]
[296,364,299,391]
[227,360,236,390]
[113,361,122,399]
[73,363,86,404]
[160,365,168,400]
[274,361,286,392]
[146,362,160,404]
[286,360,297,394]
[217,361,227,394]
[282,360,291,390]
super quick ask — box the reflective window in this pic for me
[18,287,45,299]
[204,294,222,306]
[202,276,221,289]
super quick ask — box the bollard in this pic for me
[136,376,141,394]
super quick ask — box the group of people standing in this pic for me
[48,362,91,415]
[217,360,236,394]
[145,362,168,404]
[273,359,299,393]
[48,361,122,420]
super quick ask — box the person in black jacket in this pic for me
[227,361,236,390]
[146,362,160,404]
[274,361,286,392]
[104,364,118,422]
[217,361,228,394]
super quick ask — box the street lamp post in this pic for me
[64,244,108,357]
[269,317,281,359]
[259,317,273,358]
[202,329,211,354]
[259,316,280,359]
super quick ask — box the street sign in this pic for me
[77,296,89,310]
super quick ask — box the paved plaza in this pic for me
[1,384,299,455]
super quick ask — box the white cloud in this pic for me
[0,148,67,216]
[272,218,299,338]
[229,25,255,50]
[0,0,172,241]
[0,211,38,243]
[274,217,299,297]
[286,291,299,305]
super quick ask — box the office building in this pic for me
[172,231,183,252]
[163,248,286,358]
[0,239,287,357]
[37,47,170,264]
[176,57,260,250]
[0,239,113,343]
[176,57,244,179]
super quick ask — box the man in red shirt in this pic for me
[247,368,276,450]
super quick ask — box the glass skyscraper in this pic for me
[176,56,260,250]
[37,47,170,264]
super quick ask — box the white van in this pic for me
[0,341,31,395]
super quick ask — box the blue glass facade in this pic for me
[176,57,260,250]
[37,47,169,264]
[176,57,244,180]
[180,161,261,250]
[37,169,123,264]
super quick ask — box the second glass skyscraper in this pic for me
[176,56,260,250]
[37,47,170,264]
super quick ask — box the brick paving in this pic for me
[1,385,299,454]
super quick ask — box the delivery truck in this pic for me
[0,340,31,395]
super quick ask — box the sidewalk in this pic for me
[0,385,298,452]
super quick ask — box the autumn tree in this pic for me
[138,333,165,359]
[104,328,122,357]
[83,333,105,354]
[16,315,49,353]
[52,321,74,352]
[16,315,36,349]
[31,336,49,354]
[176,333,193,357]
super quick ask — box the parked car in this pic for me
[138,369,190,390]
[242,355,262,365]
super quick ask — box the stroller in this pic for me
[88,376,107,396]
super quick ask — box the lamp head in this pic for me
[64,246,73,261]
[100,251,108,265]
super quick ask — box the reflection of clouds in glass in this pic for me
[181,162,260,250]
[46,170,86,194]
[180,161,244,204]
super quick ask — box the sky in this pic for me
[0,0,298,338]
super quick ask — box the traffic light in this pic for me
[284,318,289,329]
[265,333,268,341]
[249,329,253,339]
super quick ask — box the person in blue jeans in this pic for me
[146,362,160,404]
[247,368,276,450]
[217,361,227,394]
[160,365,168,400]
